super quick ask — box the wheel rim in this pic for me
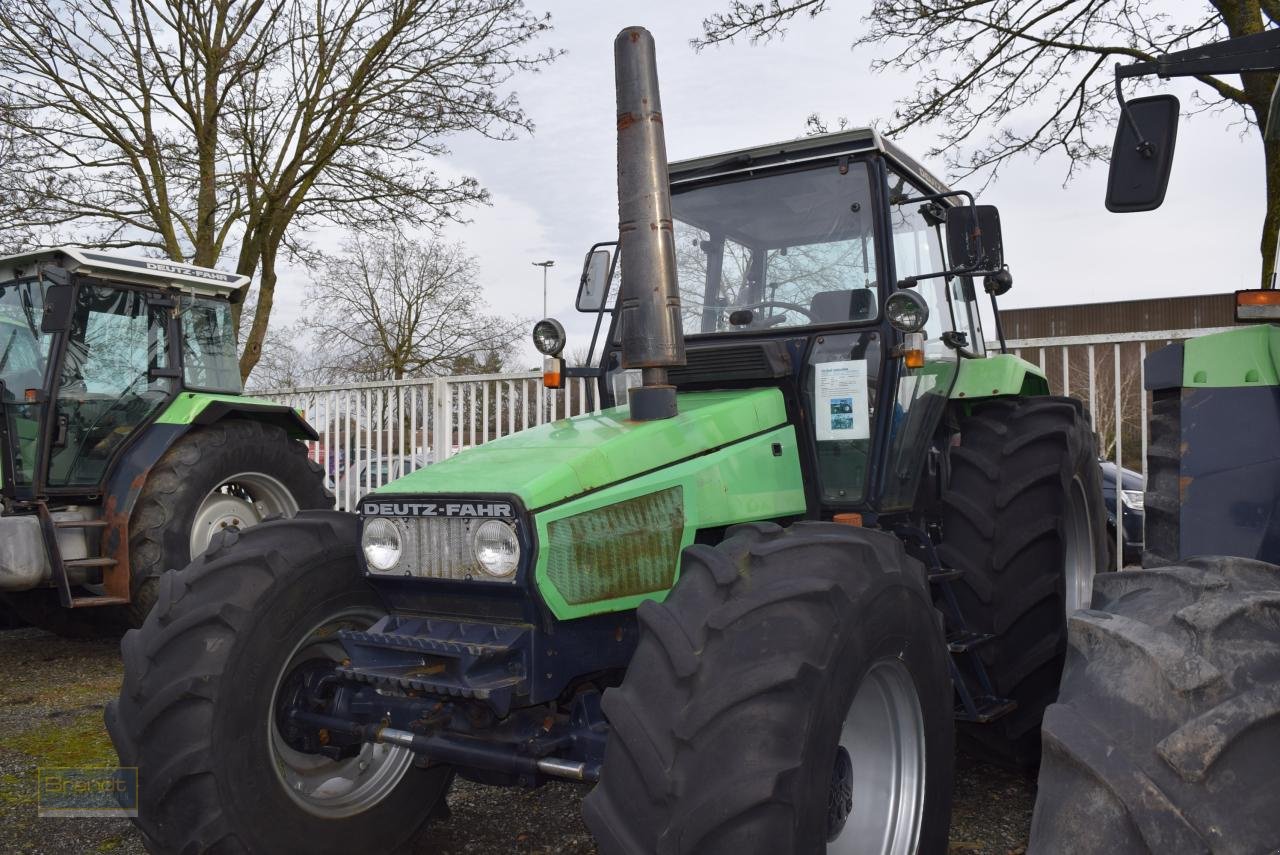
[1063,475,1096,615]
[827,657,926,855]
[189,472,299,559]
[268,607,415,818]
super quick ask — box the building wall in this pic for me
[999,293,1235,340]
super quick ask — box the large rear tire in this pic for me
[1029,557,1280,854]
[582,521,954,855]
[105,512,449,855]
[937,396,1107,766]
[125,418,330,626]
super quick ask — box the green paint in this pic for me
[380,389,791,511]
[155,391,311,437]
[950,354,1048,399]
[532,425,806,619]
[1183,325,1280,388]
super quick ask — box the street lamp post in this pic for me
[533,260,555,318]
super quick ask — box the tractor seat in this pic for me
[809,289,875,324]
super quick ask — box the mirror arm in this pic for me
[897,264,988,290]
[1114,64,1156,159]
[895,189,975,208]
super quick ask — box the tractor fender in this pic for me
[949,353,1050,400]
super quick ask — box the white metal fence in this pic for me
[251,325,1227,526]
[250,372,601,512]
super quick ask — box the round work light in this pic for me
[885,290,930,333]
[532,318,567,357]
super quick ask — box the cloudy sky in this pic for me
[274,1,1262,367]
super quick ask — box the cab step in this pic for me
[69,596,129,608]
[953,695,1018,724]
[946,630,996,654]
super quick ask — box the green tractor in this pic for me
[108,28,1105,853]
[0,247,329,634]
[1029,29,1280,854]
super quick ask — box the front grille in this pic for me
[544,487,684,605]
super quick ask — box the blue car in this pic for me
[1100,460,1144,567]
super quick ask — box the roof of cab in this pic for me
[668,127,953,198]
[0,246,247,299]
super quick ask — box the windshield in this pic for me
[0,279,49,400]
[672,160,878,335]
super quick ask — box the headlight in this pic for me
[362,517,404,571]
[473,520,520,578]
[1121,489,1145,511]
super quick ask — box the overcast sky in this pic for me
[274,1,1262,367]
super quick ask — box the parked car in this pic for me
[1100,460,1144,567]
[334,453,430,511]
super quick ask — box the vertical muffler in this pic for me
[614,26,685,421]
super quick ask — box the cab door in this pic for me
[44,284,176,490]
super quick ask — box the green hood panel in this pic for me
[378,389,790,510]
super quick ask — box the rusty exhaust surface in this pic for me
[614,26,685,421]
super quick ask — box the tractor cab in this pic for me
[565,129,1010,517]
[0,247,244,499]
[0,247,325,623]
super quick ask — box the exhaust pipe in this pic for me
[614,26,685,421]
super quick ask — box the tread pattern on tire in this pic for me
[107,513,442,855]
[582,521,952,855]
[937,396,1107,762]
[1029,557,1280,855]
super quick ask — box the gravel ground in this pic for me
[0,627,1035,854]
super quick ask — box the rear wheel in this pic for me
[105,512,449,854]
[582,521,953,855]
[1030,557,1280,854]
[125,418,330,626]
[937,396,1107,765]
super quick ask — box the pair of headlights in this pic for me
[362,517,521,579]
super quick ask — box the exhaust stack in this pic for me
[614,26,685,421]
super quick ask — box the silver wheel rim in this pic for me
[828,657,926,855]
[189,472,299,559]
[268,607,415,818]
[1063,475,1096,615]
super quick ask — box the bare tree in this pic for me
[0,0,556,379]
[696,2,1280,287]
[300,231,524,382]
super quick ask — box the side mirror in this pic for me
[1106,94,1180,213]
[576,249,612,312]
[945,205,1004,275]
[40,283,74,334]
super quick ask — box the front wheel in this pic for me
[582,521,954,855]
[105,512,449,854]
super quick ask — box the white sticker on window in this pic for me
[815,360,870,441]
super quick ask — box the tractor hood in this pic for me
[376,388,789,511]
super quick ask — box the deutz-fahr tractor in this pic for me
[109,28,1105,854]
[0,247,329,634]
[1030,29,1280,854]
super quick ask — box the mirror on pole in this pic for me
[1105,94,1180,213]
[944,205,1005,275]
[577,249,613,312]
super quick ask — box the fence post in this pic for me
[433,377,451,461]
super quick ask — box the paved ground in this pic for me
[0,627,1035,854]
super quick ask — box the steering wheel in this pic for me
[732,300,816,327]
